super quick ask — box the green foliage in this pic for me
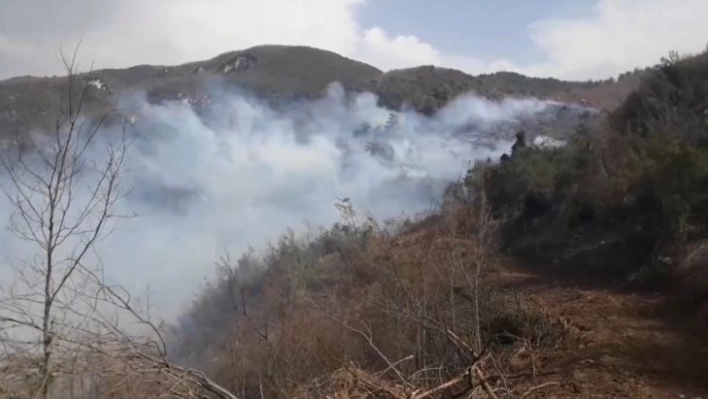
[487,147,576,204]
[612,49,708,140]
[472,50,708,289]
[636,134,708,241]
[371,66,618,115]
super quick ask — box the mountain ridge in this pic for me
[0,44,639,138]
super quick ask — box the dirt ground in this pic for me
[491,264,708,398]
[374,218,708,398]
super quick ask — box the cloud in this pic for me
[0,0,366,78]
[0,0,494,80]
[523,0,708,79]
[358,27,442,70]
[2,0,705,81]
[361,0,708,80]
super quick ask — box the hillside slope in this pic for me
[163,50,708,398]
[371,67,636,115]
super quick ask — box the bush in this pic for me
[470,50,708,292]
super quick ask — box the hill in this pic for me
[163,49,708,398]
[1,45,640,139]
[370,67,639,116]
[0,45,383,138]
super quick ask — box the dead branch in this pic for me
[304,294,410,386]
[520,381,560,398]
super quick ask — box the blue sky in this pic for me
[357,0,596,65]
[0,0,707,80]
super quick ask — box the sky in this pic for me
[0,0,707,81]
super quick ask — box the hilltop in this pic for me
[1,45,382,137]
[0,45,639,138]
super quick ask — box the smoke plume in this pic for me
[0,82,583,321]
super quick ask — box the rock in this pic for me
[222,54,257,73]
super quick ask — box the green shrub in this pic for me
[470,51,708,288]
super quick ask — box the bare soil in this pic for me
[491,262,708,398]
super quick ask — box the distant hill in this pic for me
[370,67,638,115]
[0,44,641,137]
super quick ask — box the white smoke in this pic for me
[0,83,563,322]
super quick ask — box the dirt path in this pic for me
[495,267,708,398]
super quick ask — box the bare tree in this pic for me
[0,44,238,399]
[0,43,129,398]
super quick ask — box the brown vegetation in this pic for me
[173,190,569,398]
